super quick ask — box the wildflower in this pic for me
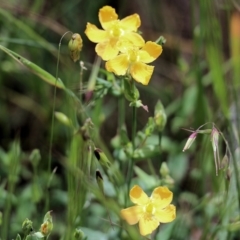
[85,6,144,61]
[121,185,176,236]
[106,41,162,85]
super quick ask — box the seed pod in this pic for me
[68,33,83,62]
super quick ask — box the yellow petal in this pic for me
[120,14,141,31]
[151,186,173,209]
[130,185,149,205]
[155,204,176,223]
[123,32,145,47]
[120,206,143,225]
[95,39,119,61]
[139,215,159,236]
[105,54,128,75]
[130,62,154,85]
[99,6,118,30]
[140,41,162,63]
[85,23,108,43]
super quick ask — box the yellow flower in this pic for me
[85,6,144,61]
[105,41,162,85]
[121,185,176,236]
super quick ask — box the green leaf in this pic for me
[0,45,65,89]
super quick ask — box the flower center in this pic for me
[144,202,155,216]
[109,21,124,38]
[127,49,139,63]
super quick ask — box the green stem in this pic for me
[125,105,137,206]
[118,92,125,131]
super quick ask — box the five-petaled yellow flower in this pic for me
[106,40,162,85]
[85,6,144,61]
[121,185,176,236]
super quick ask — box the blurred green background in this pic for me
[0,0,240,239]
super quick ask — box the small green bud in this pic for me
[160,162,170,177]
[96,170,104,193]
[74,228,85,239]
[154,100,167,132]
[68,33,83,62]
[40,211,53,237]
[55,111,72,127]
[123,78,139,102]
[94,148,111,170]
[22,218,33,235]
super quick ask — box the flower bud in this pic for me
[211,127,219,153]
[160,162,170,177]
[40,211,53,237]
[68,33,83,62]
[94,148,111,170]
[74,228,85,239]
[211,127,220,175]
[154,100,167,132]
[55,111,72,127]
[22,218,33,235]
[182,132,197,152]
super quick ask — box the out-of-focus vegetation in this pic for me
[0,0,240,239]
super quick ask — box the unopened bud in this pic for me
[154,100,167,132]
[211,127,220,175]
[55,112,72,127]
[22,218,33,235]
[40,211,53,237]
[211,127,219,153]
[74,228,85,239]
[160,162,170,177]
[182,132,197,152]
[68,33,83,62]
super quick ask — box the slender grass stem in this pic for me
[46,31,72,212]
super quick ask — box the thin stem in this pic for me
[125,105,137,206]
[46,31,72,212]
